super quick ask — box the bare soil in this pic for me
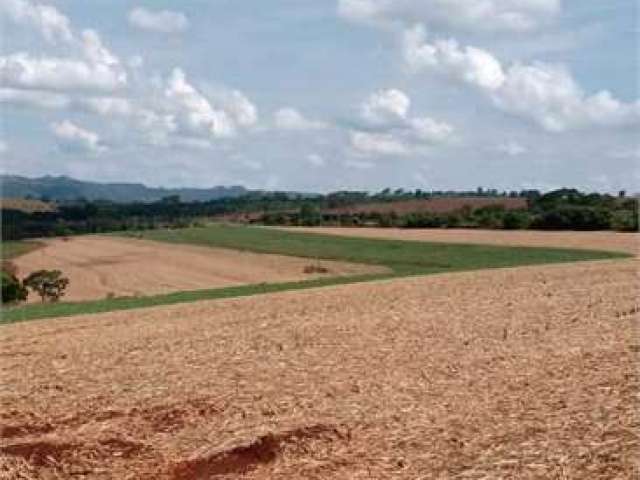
[288,226,639,254]
[12,235,385,302]
[1,252,637,478]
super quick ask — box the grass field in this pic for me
[1,225,628,324]
[0,240,43,260]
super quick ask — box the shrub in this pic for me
[23,270,70,303]
[610,210,639,232]
[503,210,531,230]
[1,271,28,304]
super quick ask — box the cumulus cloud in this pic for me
[128,7,189,33]
[338,0,560,33]
[0,29,126,92]
[404,26,640,132]
[51,120,106,153]
[274,108,327,130]
[1,0,73,43]
[350,88,454,156]
[161,68,258,141]
[361,88,411,124]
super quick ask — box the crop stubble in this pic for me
[1,229,638,479]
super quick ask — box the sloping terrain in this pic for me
[289,227,639,254]
[12,236,384,302]
[1,255,637,478]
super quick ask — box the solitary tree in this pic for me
[23,270,69,303]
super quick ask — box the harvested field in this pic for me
[1,257,638,478]
[12,236,384,302]
[289,227,639,254]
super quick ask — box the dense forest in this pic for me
[1,188,637,241]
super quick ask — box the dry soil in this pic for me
[1,242,637,478]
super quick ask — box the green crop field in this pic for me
[1,225,628,324]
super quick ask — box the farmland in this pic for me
[1,225,627,323]
[0,239,637,478]
[11,236,384,303]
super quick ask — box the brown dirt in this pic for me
[325,196,527,215]
[287,226,639,254]
[0,198,56,213]
[11,235,385,302]
[1,253,637,478]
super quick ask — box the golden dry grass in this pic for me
[287,227,639,255]
[12,236,385,302]
[1,254,638,478]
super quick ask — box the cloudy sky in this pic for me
[0,0,638,192]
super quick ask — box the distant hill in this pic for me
[0,175,248,203]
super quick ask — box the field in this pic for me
[2,225,626,324]
[288,226,639,254]
[11,236,384,303]
[1,240,43,261]
[0,234,637,478]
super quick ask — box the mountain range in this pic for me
[1,175,248,203]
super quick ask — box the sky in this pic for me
[0,0,638,193]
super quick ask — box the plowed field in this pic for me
[1,233,637,478]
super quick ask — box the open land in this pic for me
[1,226,627,323]
[11,236,384,303]
[0,228,637,478]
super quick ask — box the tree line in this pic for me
[1,188,637,241]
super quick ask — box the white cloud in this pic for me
[404,26,640,132]
[404,26,505,90]
[128,7,189,34]
[0,29,126,93]
[338,0,560,33]
[274,108,327,130]
[161,68,258,141]
[351,88,454,156]
[497,141,527,156]
[164,68,236,138]
[361,88,411,123]
[51,120,106,153]
[409,116,454,143]
[0,87,70,109]
[0,52,127,92]
[1,0,73,43]
[0,140,7,153]
[216,90,258,127]
[306,153,326,167]
[350,131,410,156]
[79,97,133,116]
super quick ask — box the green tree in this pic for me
[1,271,28,304]
[23,270,70,303]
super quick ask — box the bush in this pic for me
[610,210,639,232]
[503,210,531,230]
[1,271,28,304]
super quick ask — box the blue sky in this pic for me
[0,0,638,192]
